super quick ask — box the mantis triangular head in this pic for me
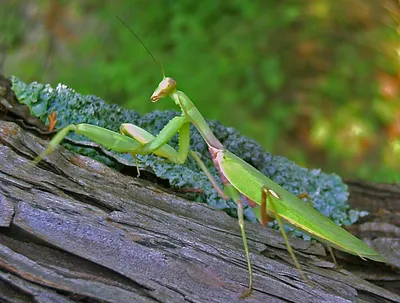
[150,77,177,102]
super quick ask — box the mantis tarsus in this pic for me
[33,20,386,298]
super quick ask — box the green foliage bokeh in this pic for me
[2,0,400,181]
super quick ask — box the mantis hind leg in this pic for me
[297,192,339,267]
[326,245,339,268]
[261,186,311,284]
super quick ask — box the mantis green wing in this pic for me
[218,149,385,262]
[153,76,386,297]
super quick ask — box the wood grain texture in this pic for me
[0,120,399,303]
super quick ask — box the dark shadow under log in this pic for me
[0,120,399,303]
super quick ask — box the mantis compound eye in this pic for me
[151,77,177,102]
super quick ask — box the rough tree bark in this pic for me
[0,120,399,302]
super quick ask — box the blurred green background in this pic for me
[1,0,400,182]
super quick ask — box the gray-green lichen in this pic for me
[11,76,366,239]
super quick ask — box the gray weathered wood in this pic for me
[0,120,399,303]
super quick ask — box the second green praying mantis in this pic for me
[32,20,386,298]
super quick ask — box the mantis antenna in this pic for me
[116,16,165,78]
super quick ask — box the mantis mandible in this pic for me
[32,19,386,298]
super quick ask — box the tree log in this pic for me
[0,120,399,303]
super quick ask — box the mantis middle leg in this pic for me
[190,150,253,298]
[33,115,191,166]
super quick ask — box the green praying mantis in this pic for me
[32,19,386,298]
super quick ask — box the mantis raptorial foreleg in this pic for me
[121,115,191,164]
[120,118,189,176]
